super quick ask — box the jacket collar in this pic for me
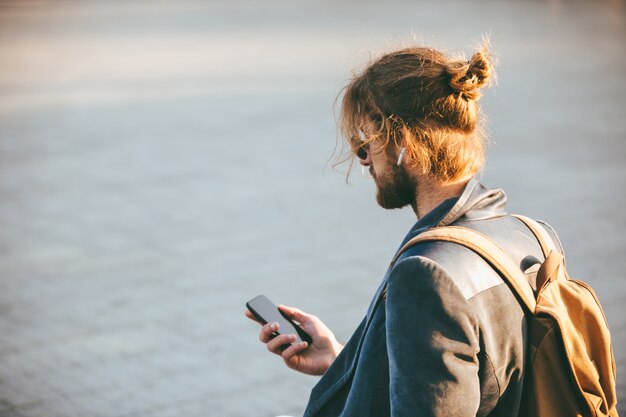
[397,178,508,248]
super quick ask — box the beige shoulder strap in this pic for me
[392,226,537,312]
[512,214,556,259]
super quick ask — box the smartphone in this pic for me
[246,295,312,344]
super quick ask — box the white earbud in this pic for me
[396,147,406,166]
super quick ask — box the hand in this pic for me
[245,305,343,376]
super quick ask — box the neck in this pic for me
[412,176,470,219]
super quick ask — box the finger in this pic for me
[281,340,309,361]
[259,322,279,343]
[244,310,263,325]
[278,305,311,324]
[267,334,296,355]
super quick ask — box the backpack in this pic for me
[394,214,618,417]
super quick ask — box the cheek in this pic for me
[371,153,392,174]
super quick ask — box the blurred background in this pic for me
[0,0,624,416]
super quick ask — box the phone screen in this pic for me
[246,295,312,344]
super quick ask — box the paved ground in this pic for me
[0,1,624,416]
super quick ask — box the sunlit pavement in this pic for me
[0,1,624,416]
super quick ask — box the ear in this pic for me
[394,125,413,161]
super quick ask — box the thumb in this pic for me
[278,304,311,324]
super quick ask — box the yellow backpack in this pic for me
[399,214,618,417]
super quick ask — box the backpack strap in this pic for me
[391,226,537,313]
[512,214,557,259]
[513,214,567,290]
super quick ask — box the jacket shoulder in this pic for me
[393,240,504,301]
[395,214,552,300]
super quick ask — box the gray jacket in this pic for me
[302,179,563,417]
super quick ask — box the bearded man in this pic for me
[246,45,564,417]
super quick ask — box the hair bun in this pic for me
[447,50,493,100]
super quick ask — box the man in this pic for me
[245,45,563,416]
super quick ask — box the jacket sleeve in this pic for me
[385,255,481,417]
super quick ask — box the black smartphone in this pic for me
[246,295,312,344]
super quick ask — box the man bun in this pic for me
[446,50,493,101]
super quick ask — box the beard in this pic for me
[371,163,416,210]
